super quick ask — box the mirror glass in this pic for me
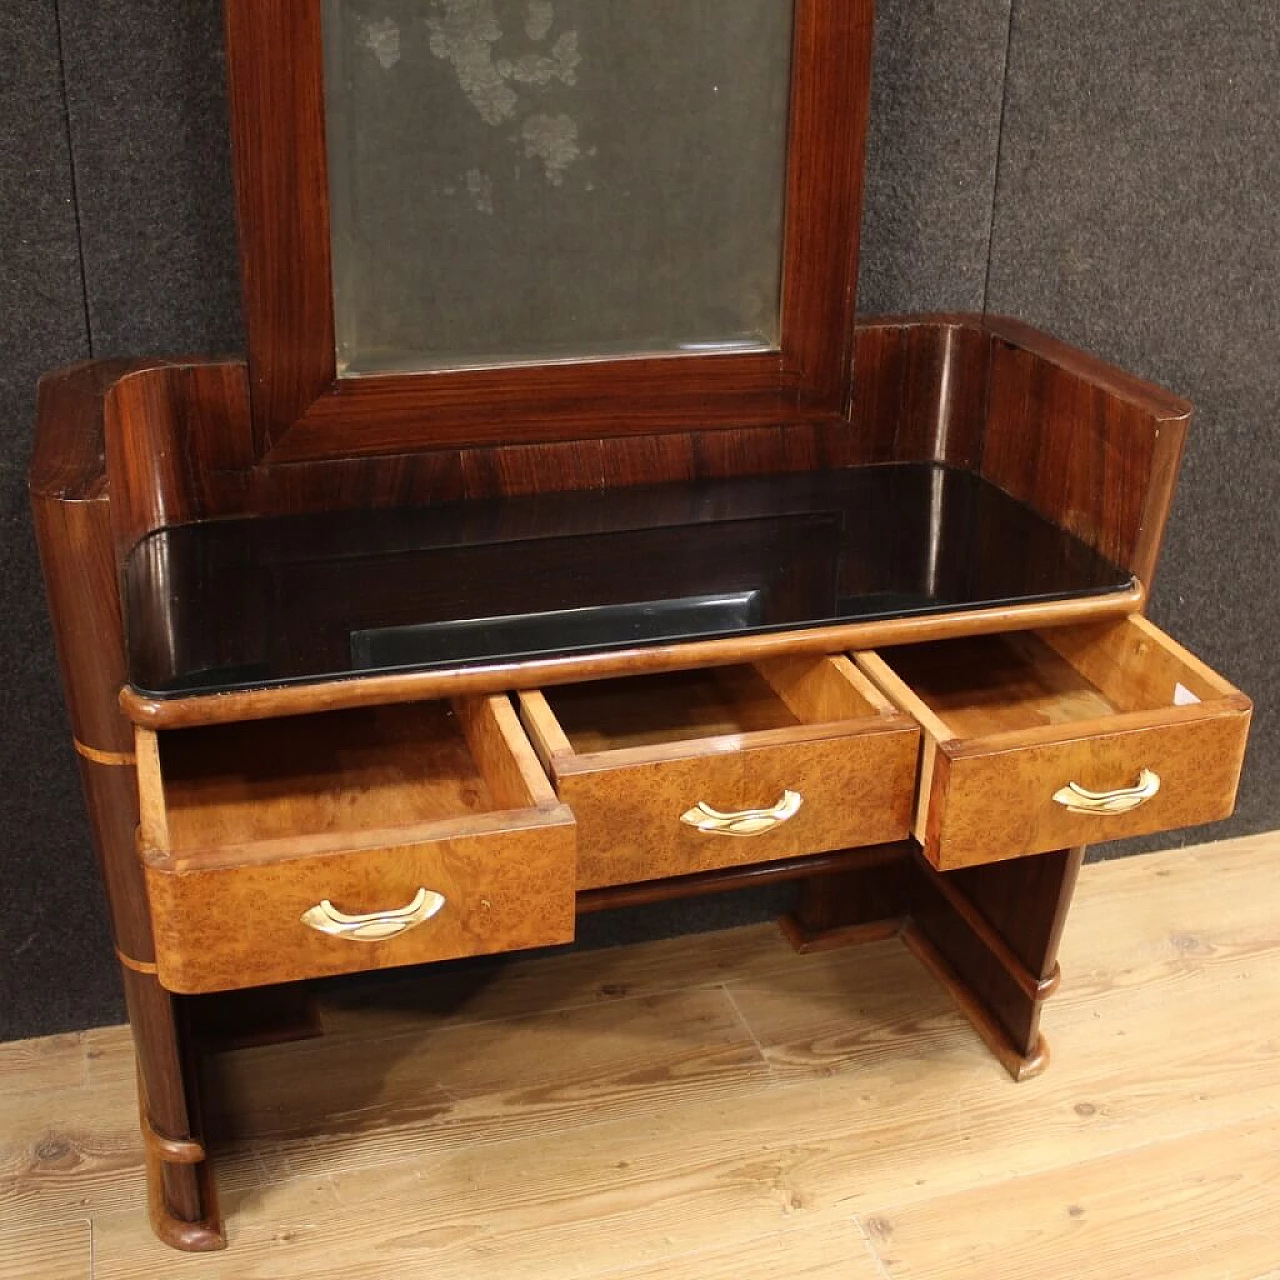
[323,0,794,375]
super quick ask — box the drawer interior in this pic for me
[535,656,889,757]
[875,633,1119,737]
[864,617,1235,742]
[148,698,551,853]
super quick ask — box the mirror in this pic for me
[323,0,795,375]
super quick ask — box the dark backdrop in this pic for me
[2,0,1275,1042]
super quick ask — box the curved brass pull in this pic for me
[1052,769,1161,816]
[301,888,446,942]
[680,790,803,837]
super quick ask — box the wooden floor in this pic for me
[3,832,1280,1279]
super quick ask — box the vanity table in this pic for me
[30,0,1250,1252]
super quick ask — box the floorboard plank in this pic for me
[0,1053,263,1230]
[203,986,772,1177]
[0,1219,91,1280]
[314,922,800,1042]
[0,1034,89,1099]
[592,1218,886,1279]
[859,1116,1280,1280]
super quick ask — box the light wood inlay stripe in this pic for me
[75,739,136,767]
[115,949,159,976]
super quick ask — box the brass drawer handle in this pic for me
[680,790,803,837]
[301,888,446,942]
[1053,769,1161,816]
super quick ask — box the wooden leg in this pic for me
[905,847,1085,1081]
[122,969,226,1251]
[780,842,912,952]
[81,763,226,1250]
[32,370,226,1250]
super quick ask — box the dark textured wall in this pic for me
[0,3,108,1034]
[1,0,1275,1041]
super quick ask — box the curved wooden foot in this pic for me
[144,1140,226,1251]
[138,1075,225,1251]
[1011,1036,1051,1083]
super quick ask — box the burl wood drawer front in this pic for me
[518,656,919,889]
[856,616,1251,870]
[136,696,575,993]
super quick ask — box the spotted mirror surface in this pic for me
[323,0,795,374]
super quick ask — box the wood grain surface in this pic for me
[980,317,1191,590]
[864,1118,1280,1280]
[557,728,918,888]
[520,658,918,888]
[150,703,501,851]
[34,316,1194,578]
[139,694,576,992]
[0,1221,90,1280]
[144,811,575,993]
[924,709,1250,869]
[856,616,1251,868]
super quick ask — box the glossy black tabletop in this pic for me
[122,463,1134,698]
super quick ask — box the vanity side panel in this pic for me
[848,316,991,468]
[847,321,910,462]
[893,321,990,469]
[102,362,254,555]
[31,364,151,935]
[30,361,221,1238]
[979,318,1192,586]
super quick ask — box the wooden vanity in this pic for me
[29,0,1250,1252]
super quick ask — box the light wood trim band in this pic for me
[75,738,136,767]
[116,948,159,975]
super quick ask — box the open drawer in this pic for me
[855,615,1251,870]
[517,655,919,889]
[135,696,575,993]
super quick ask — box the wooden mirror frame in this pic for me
[224,0,874,464]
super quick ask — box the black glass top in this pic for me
[122,464,1134,698]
